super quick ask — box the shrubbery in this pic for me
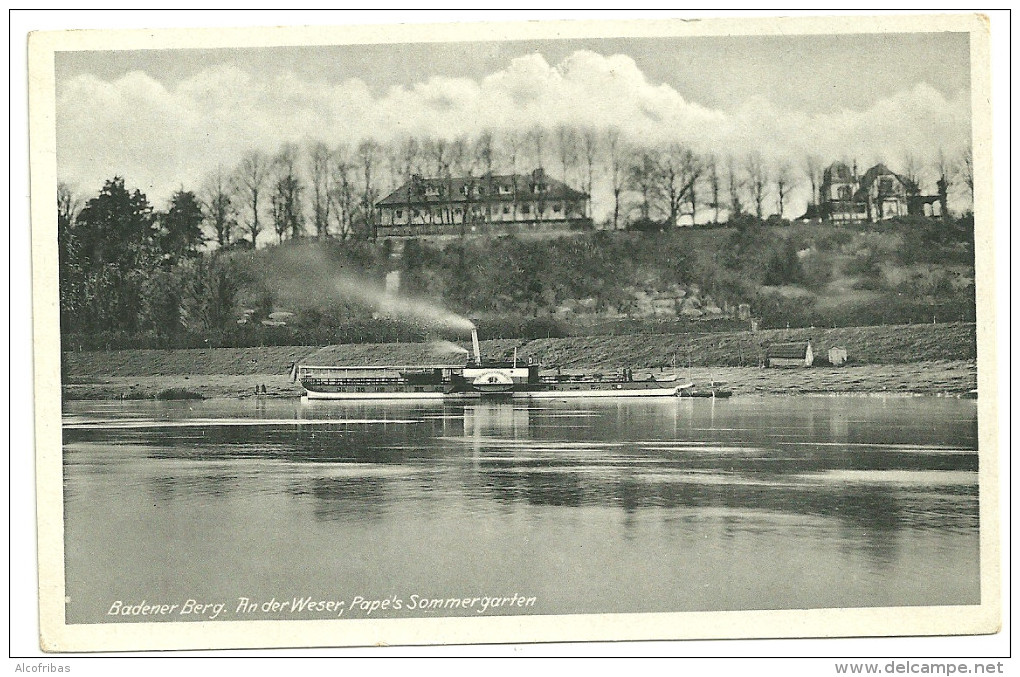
[59,180,976,351]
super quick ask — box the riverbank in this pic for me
[60,322,977,400]
[62,362,977,400]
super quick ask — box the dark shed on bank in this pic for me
[764,341,814,368]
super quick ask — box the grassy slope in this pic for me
[501,322,977,369]
[62,345,321,378]
[63,322,976,378]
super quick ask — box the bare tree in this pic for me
[705,155,721,224]
[554,124,579,186]
[605,127,625,230]
[934,149,953,219]
[726,155,744,219]
[627,148,658,224]
[201,164,237,247]
[328,144,356,239]
[57,181,83,229]
[803,154,823,207]
[308,142,332,239]
[580,127,599,220]
[958,143,974,206]
[744,153,769,219]
[357,139,381,239]
[774,162,792,218]
[475,130,495,175]
[656,143,702,228]
[526,126,546,171]
[451,135,480,234]
[499,129,524,222]
[900,153,924,197]
[687,174,699,226]
[236,150,269,247]
[401,136,423,178]
[383,141,404,200]
[423,136,450,226]
[271,143,304,242]
[475,130,497,202]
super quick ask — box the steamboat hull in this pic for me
[302,387,452,400]
[301,380,686,400]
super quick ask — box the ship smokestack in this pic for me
[471,327,481,365]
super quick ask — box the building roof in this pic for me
[766,342,811,359]
[302,342,469,368]
[855,163,917,197]
[376,169,588,207]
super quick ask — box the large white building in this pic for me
[375,168,591,237]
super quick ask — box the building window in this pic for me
[837,186,852,201]
[499,184,512,195]
[455,208,463,215]
[503,205,511,214]
[522,204,531,214]
[413,209,420,217]
[425,186,440,196]
[395,210,403,219]
[553,203,562,213]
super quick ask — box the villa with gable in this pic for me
[375,168,592,238]
[818,161,942,223]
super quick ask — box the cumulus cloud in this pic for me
[56,50,971,218]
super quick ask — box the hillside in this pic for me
[63,322,976,378]
[60,214,976,351]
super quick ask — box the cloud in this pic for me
[56,50,971,219]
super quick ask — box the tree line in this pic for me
[58,177,245,341]
[63,127,975,255]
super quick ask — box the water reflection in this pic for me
[295,476,389,522]
[62,396,981,621]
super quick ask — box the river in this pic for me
[61,395,980,624]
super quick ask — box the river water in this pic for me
[62,395,980,624]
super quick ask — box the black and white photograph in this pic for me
[21,11,1004,659]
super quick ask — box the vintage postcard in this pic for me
[27,12,1001,654]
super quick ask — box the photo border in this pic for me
[25,11,1001,654]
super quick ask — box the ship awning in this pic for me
[299,364,464,371]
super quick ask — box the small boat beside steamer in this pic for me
[297,328,690,400]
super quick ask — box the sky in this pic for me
[54,30,973,223]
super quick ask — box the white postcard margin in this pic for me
[27,12,1001,653]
